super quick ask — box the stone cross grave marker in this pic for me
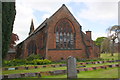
[67,56,77,78]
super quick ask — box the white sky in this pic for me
[13,0,119,44]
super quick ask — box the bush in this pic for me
[32,59,52,65]
[26,54,41,61]
[3,58,52,67]
[3,59,27,67]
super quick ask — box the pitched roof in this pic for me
[24,4,82,41]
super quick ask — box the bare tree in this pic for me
[107,25,120,56]
[101,38,111,53]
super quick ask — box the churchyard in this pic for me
[2,53,119,78]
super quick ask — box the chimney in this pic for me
[86,31,92,39]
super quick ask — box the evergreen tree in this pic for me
[2,2,16,59]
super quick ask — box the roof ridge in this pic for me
[33,18,48,33]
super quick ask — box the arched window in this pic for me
[27,40,37,55]
[55,18,75,49]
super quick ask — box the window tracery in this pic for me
[55,19,75,49]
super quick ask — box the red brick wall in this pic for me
[47,50,84,61]
[23,27,47,59]
[19,5,100,61]
[45,6,99,61]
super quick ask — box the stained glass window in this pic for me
[55,19,75,49]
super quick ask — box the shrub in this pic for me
[26,54,41,61]
[3,58,52,67]
[32,59,52,65]
[3,59,26,67]
[3,54,52,67]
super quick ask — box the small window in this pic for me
[61,57,64,60]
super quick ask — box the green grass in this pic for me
[3,62,118,75]
[2,53,119,76]
[2,53,119,79]
[42,67,119,78]
[10,67,118,78]
[81,62,118,68]
[3,53,118,68]
[2,66,66,75]
[100,53,118,60]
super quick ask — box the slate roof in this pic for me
[20,4,94,44]
[25,4,83,40]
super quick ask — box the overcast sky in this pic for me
[13,0,119,44]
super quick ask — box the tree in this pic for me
[2,2,16,59]
[101,38,111,53]
[95,37,106,53]
[10,33,19,48]
[95,37,106,47]
[107,25,120,56]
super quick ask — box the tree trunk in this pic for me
[111,39,115,56]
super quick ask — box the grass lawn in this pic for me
[2,53,119,78]
[3,62,118,75]
[100,53,118,60]
[3,53,119,68]
[42,67,119,78]
[2,66,66,75]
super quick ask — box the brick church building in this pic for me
[17,4,100,61]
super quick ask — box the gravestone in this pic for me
[20,73,25,77]
[67,56,77,78]
[8,68,15,70]
[34,66,37,69]
[25,73,36,77]
[52,70,64,75]
[8,74,21,78]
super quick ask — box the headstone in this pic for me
[51,65,56,67]
[78,68,85,71]
[8,68,15,70]
[84,68,88,71]
[78,65,86,68]
[25,67,28,70]
[86,62,89,64]
[104,66,107,69]
[100,66,104,69]
[112,64,116,67]
[97,61,100,64]
[92,67,96,70]
[99,61,102,64]
[53,70,64,75]
[42,65,46,68]
[108,65,112,68]
[38,73,41,78]
[77,70,80,73]
[34,66,37,69]
[115,64,119,67]
[4,68,8,71]
[8,74,21,78]
[102,61,105,63]
[95,62,98,64]
[15,67,18,70]
[67,56,77,78]
[3,75,8,79]
[20,73,25,77]
[35,72,41,78]
[59,64,66,67]
[25,73,36,77]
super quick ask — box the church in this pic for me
[17,4,100,61]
